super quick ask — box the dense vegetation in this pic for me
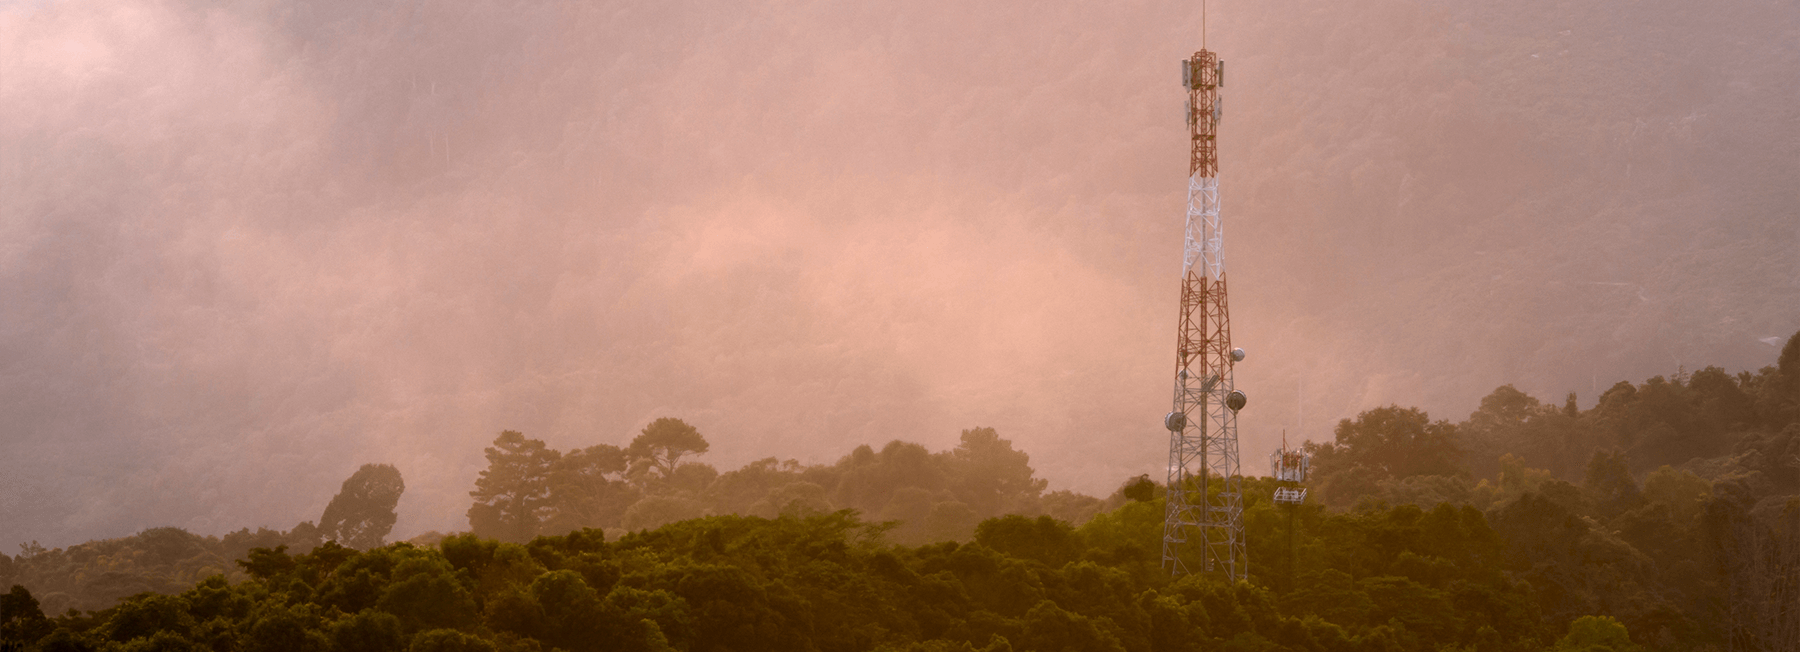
[460,422,1087,547]
[3,331,1796,651]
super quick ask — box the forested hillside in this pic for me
[6,0,1796,551]
[4,332,1796,651]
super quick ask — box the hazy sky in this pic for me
[4,0,1796,548]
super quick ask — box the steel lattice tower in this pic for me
[1161,49,1246,580]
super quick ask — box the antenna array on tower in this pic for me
[1161,49,1247,581]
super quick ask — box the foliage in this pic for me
[1554,616,1640,652]
[628,418,711,481]
[0,505,1563,652]
[0,524,322,615]
[1307,406,1463,508]
[7,331,1799,651]
[320,464,407,550]
[468,431,562,544]
[1119,476,1157,504]
[457,422,1059,548]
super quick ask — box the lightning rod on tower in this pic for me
[1161,48,1247,581]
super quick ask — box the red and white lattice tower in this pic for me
[1161,50,1248,580]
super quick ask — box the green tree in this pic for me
[922,501,980,543]
[1640,466,1710,523]
[1555,615,1641,652]
[408,629,496,652]
[666,564,805,652]
[628,418,710,481]
[377,557,479,634]
[1686,366,1756,436]
[1,584,53,643]
[243,602,331,652]
[1460,385,1593,481]
[752,481,833,518]
[975,515,1079,567]
[832,440,948,518]
[468,431,561,543]
[320,463,406,550]
[102,593,194,643]
[1315,406,1463,482]
[945,427,1047,517]
[1041,490,1108,526]
[1120,475,1157,503]
[529,570,603,651]
[1466,385,1544,436]
[543,444,637,533]
[330,610,405,652]
[237,545,297,581]
[1582,449,1644,518]
[1017,600,1126,652]
[706,457,805,516]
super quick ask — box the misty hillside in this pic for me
[2,0,1796,549]
[3,343,1796,650]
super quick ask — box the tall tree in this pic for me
[626,418,709,481]
[944,427,1047,517]
[319,464,406,550]
[468,431,561,543]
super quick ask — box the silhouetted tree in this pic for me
[1,584,52,642]
[543,444,636,534]
[468,431,561,543]
[832,440,947,518]
[1121,475,1157,503]
[945,427,1047,516]
[705,457,805,517]
[627,418,709,481]
[319,463,406,550]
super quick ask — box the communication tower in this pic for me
[1271,434,1310,591]
[1270,436,1310,505]
[1161,49,1248,580]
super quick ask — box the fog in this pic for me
[3,0,1796,548]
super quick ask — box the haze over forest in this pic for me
[2,0,1796,548]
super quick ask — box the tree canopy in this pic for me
[320,463,407,550]
[468,431,561,544]
[628,418,710,480]
[6,329,1799,651]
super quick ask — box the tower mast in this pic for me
[1162,49,1246,580]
